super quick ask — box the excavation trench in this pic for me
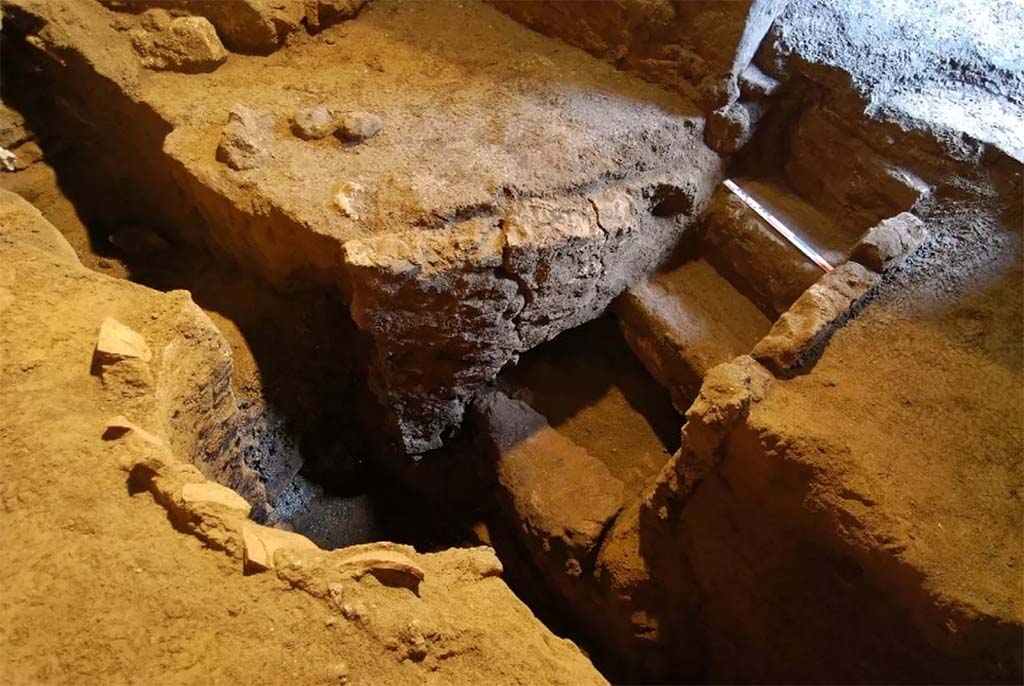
[2,63,685,685]
[1,19,698,678]
[13,154,682,682]
[8,2,1022,682]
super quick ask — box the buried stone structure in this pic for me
[1,0,1022,684]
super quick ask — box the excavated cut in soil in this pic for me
[502,316,680,494]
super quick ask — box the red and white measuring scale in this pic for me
[723,179,834,273]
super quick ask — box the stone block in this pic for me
[752,261,879,374]
[851,212,928,273]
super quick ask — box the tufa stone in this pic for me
[752,262,880,374]
[704,102,752,155]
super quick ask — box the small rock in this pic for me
[292,105,337,140]
[110,15,135,32]
[398,621,429,662]
[318,0,370,28]
[340,602,366,621]
[334,181,365,219]
[94,317,152,367]
[217,106,273,171]
[130,16,227,73]
[335,111,381,143]
[181,482,252,517]
[10,141,43,170]
[108,227,170,256]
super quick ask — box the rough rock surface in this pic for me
[767,0,1024,161]
[335,111,382,143]
[0,187,607,685]
[292,105,337,140]
[103,0,371,54]
[93,317,154,366]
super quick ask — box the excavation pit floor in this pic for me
[502,316,680,495]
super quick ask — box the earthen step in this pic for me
[702,178,857,319]
[615,258,773,412]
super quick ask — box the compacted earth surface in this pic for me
[1,0,1022,684]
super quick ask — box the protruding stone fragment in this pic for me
[643,355,773,515]
[335,111,382,143]
[337,548,426,592]
[216,106,273,171]
[181,482,252,517]
[752,261,880,374]
[130,16,227,73]
[7,141,43,171]
[448,546,504,581]
[242,521,319,573]
[851,212,929,273]
[94,317,153,367]
[138,8,172,32]
[312,0,371,31]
